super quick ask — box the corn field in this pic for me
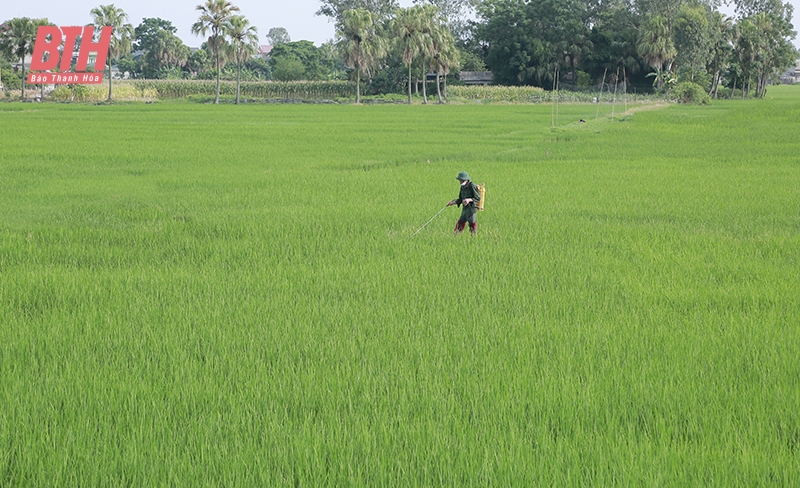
[449,85,547,102]
[449,84,664,103]
[50,84,158,102]
[121,80,354,100]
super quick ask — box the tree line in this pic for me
[1,0,797,103]
[473,0,797,98]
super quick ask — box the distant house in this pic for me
[258,44,273,60]
[459,71,493,85]
[779,59,800,84]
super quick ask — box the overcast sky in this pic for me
[3,0,799,48]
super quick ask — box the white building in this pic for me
[780,58,800,84]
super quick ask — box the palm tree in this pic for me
[192,0,240,104]
[337,8,385,103]
[637,15,676,91]
[392,6,430,104]
[0,18,37,99]
[417,6,438,104]
[227,15,258,105]
[707,12,733,98]
[428,20,458,104]
[149,30,190,73]
[91,4,134,101]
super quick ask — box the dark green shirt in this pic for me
[455,181,481,217]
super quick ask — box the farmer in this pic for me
[446,171,481,234]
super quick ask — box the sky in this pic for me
[2,0,413,48]
[3,0,799,48]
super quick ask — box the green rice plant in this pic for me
[0,87,799,486]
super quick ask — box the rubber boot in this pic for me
[454,221,466,234]
[469,222,477,234]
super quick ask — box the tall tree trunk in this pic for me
[215,48,220,105]
[422,67,427,104]
[730,75,736,99]
[107,60,112,101]
[623,66,627,114]
[708,71,717,98]
[407,64,412,104]
[436,69,442,104]
[356,69,361,103]
[573,65,577,89]
[21,57,26,99]
[236,62,241,104]
[443,73,448,101]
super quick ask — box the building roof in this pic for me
[459,71,493,85]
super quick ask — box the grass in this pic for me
[1,88,799,485]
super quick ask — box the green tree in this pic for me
[633,0,685,26]
[337,8,385,102]
[413,0,473,38]
[674,5,712,84]
[0,17,43,99]
[584,2,642,87]
[271,57,306,80]
[116,52,142,78]
[477,0,590,88]
[637,15,676,90]
[146,30,190,78]
[706,12,734,97]
[91,5,134,101]
[737,10,797,97]
[428,17,458,103]
[266,27,290,45]
[186,48,212,75]
[133,18,189,79]
[269,41,325,80]
[456,46,485,71]
[413,5,438,104]
[227,15,259,104]
[733,0,789,17]
[134,18,176,52]
[244,55,271,79]
[319,40,348,80]
[192,0,240,104]
[318,0,399,27]
[392,6,430,103]
[0,47,25,92]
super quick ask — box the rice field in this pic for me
[0,87,799,486]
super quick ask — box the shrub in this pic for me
[714,86,731,99]
[673,81,710,104]
[0,62,23,91]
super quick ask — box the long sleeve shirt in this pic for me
[455,181,481,216]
